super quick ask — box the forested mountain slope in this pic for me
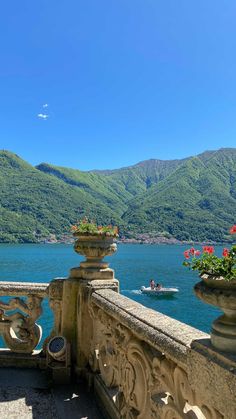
[122,149,236,241]
[0,148,235,242]
[0,151,122,242]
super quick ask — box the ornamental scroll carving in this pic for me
[90,304,223,419]
[42,279,64,352]
[0,295,43,353]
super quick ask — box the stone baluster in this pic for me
[0,282,48,353]
[42,278,64,352]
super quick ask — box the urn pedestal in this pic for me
[194,274,236,353]
[61,234,119,370]
[73,234,117,269]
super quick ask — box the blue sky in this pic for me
[1,1,236,170]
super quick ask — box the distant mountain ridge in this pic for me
[0,148,235,242]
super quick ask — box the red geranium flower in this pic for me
[183,235,235,279]
[222,248,229,257]
[203,246,214,254]
[230,225,236,234]
[184,250,190,259]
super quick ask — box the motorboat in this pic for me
[140,286,179,296]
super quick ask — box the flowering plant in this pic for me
[71,218,119,237]
[183,225,236,280]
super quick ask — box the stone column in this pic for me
[60,235,119,375]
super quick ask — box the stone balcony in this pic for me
[0,367,103,418]
[0,239,235,418]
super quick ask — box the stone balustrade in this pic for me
[0,279,64,355]
[0,239,236,418]
[87,288,236,419]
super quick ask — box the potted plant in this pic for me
[183,225,236,353]
[71,218,119,269]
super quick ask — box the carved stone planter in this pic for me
[194,273,236,353]
[74,234,117,269]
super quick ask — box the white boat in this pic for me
[140,286,179,296]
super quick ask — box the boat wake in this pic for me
[121,289,142,295]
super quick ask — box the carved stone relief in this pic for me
[42,279,64,351]
[90,302,223,419]
[0,295,43,353]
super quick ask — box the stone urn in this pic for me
[73,234,117,269]
[194,273,236,353]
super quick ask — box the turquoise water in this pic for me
[0,243,221,345]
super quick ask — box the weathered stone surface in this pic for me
[0,349,46,369]
[195,280,236,309]
[0,281,49,297]
[94,375,120,419]
[0,368,57,419]
[188,339,236,418]
[195,280,236,353]
[0,283,49,353]
[70,266,115,280]
[74,235,117,269]
[89,288,236,418]
[91,288,207,365]
[49,278,64,299]
[0,368,103,419]
[88,279,119,292]
[60,278,81,361]
[0,386,57,419]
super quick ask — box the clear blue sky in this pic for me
[1,1,236,170]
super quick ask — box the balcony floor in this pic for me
[0,368,104,419]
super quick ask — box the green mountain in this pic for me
[122,149,236,241]
[0,148,235,242]
[0,151,122,242]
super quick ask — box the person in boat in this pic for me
[150,279,155,289]
[155,283,162,290]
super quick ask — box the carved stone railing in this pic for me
[1,237,236,418]
[0,279,64,354]
[87,288,236,419]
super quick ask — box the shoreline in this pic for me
[0,238,232,246]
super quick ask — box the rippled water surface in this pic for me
[0,243,222,344]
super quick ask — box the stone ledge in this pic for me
[0,349,46,369]
[92,289,208,365]
[0,281,49,297]
[70,267,114,280]
[88,279,119,292]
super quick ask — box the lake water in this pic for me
[0,243,221,346]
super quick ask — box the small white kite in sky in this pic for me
[43,103,48,108]
[37,113,49,119]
